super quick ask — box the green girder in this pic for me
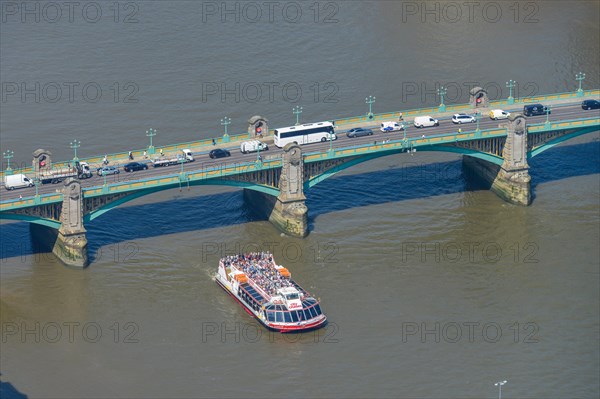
[0,213,61,229]
[529,126,600,158]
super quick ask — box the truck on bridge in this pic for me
[38,161,93,184]
[151,149,195,167]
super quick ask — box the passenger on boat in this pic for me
[223,252,292,296]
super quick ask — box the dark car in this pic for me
[523,103,550,117]
[209,149,231,159]
[346,128,373,138]
[123,162,148,172]
[581,99,600,110]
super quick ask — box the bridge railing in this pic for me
[82,158,283,199]
[2,115,599,211]
[0,191,63,210]
[303,127,510,163]
[0,157,285,210]
[528,116,600,133]
[2,89,598,179]
[330,90,600,127]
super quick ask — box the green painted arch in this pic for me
[198,179,279,196]
[528,126,600,158]
[85,177,280,221]
[85,187,165,222]
[424,145,504,165]
[305,150,405,190]
[305,143,507,190]
[0,213,61,229]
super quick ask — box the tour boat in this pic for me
[215,252,327,333]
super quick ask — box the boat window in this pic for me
[266,311,275,322]
[290,311,299,322]
[314,304,322,315]
[284,312,292,323]
[276,312,283,323]
[309,306,318,318]
[303,309,312,320]
[296,310,304,321]
[286,293,299,300]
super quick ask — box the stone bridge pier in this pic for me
[463,113,531,205]
[243,144,308,237]
[52,178,89,267]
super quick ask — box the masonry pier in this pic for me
[52,179,89,267]
[463,113,531,205]
[244,144,308,237]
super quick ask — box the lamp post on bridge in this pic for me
[494,380,507,399]
[365,96,376,120]
[576,72,586,97]
[146,128,157,155]
[545,105,552,126]
[293,106,303,125]
[329,130,334,154]
[3,149,14,175]
[437,86,447,112]
[475,111,481,134]
[69,140,81,162]
[256,143,262,165]
[34,177,40,203]
[221,117,231,143]
[506,79,516,105]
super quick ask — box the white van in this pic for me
[380,121,403,132]
[240,140,268,154]
[5,174,34,190]
[413,116,439,128]
[489,109,510,120]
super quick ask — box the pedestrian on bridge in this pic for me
[103,155,108,165]
[143,151,147,159]
[128,151,133,160]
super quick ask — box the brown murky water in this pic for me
[1,2,599,398]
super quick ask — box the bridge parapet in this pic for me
[2,89,598,180]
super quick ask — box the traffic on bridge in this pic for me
[1,95,599,203]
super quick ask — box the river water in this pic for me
[1,1,599,398]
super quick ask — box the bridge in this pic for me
[1,85,599,267]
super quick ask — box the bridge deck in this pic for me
[1,90,599,213]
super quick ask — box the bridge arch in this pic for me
[0,213,61,229]
[85,179,280,223]
[528,126,599,159]
[305,124,598,189]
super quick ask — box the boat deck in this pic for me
[222,253,297,299]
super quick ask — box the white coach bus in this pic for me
[274,121,336,148]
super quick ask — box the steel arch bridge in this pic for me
[1,116,598,230]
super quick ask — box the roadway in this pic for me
[1,101,599,202]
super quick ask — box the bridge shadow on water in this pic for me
[0,373,28,399]
[308,139,599,219]
[1,140,598,263]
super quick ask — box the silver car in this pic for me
[97,165,120,176]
